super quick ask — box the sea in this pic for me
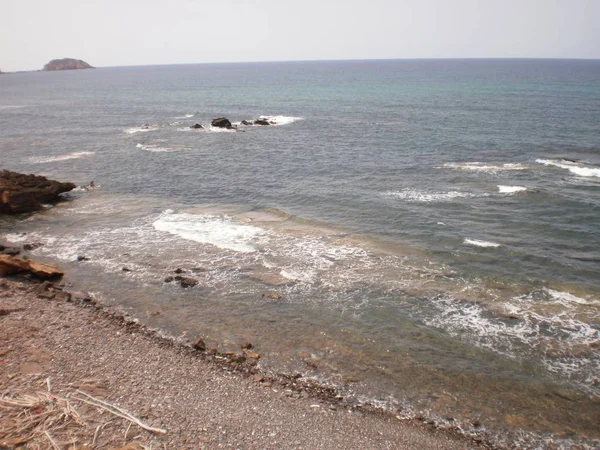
[1,59,599,448]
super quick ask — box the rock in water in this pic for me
[0,255,63,279]
[0,170,76,214]
[43,58,94,71]
[254,119,271,126]
[211,117,233,128]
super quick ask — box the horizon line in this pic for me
[4,56,600,73]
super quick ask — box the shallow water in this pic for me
[1,59,600,447]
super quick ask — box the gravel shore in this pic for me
[0,277,480,449]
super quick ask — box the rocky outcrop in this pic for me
[0,170,76,214]
[43,58,94,71]
[211,117,233,129]
[254,119,271,126]
[0,255,63,279]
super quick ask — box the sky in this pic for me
[1,0,599,71]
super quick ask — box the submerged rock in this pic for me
[254,119,270,126]
[190,123,204,129]
[0,170,76,214]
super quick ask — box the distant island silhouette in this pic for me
[43,58,94,71]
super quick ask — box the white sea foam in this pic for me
[424,292,600,385]
[463,238,501,248]
[207,126,237,133]
[125,125,160,134]
[29,151,95,164]
[536,159,600,178]
[152,210,266,253]
[385,189,484,202]
[174,114,194,119]
[441,162,528,173]
[257,115,303,126]
[546,289,596,306]
[136,143,190,153]
[497,185,528,194]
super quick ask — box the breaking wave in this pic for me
[536,159,600,178]
[441,162,528,173]
[498,185,528,194]
[463,238,501,248]
[384,189,485,202]
[28,152,95,164]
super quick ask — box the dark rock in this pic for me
[178,277,198,288]
[55,291,72,302]
[121,267,131,272]
[211,117,232,128]
[77,255,90,262]
[23,243,42,251]
[241,120,253,125]
[164,276,174,283]
[254,119,270,126]
[0,170,76,214]
[174,268,185,274]
[1,247,20,256]
[193,338,207,351]
[43,58,94,71]
[35,281,55,293]
[190,124,204,129]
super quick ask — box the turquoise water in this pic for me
[1,59,599,447]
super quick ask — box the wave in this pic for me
[174,114,194,119]
[258,115,303,126]
[441,162,528,173]
[207,125,236,133]
[124,125,160,134]
[152,210,266,253]
[497,185,528,194]
[536,159,600,178]
[424,291,600,387]
[29,151,95,164]
[463,238,501,248]
[136,143,191,153]
[384,189,485,202]
[546,289,597,306]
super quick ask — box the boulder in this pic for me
[190,123,204,129]
[0,255,63,279]
[0,170,76,214]
[254,119,270,126]
[211,117,232,128]
[241,120,253,126]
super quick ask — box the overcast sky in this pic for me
[1,0,599,71]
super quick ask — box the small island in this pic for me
[43,58,94,71]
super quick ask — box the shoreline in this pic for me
[0,275,485,449]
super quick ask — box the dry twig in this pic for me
[74,390,167,435]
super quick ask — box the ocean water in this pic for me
[1,59,599,447]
